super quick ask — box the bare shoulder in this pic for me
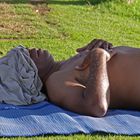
[45,69,86,110]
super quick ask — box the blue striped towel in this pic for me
[0,101,140,136]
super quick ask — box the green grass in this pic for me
[0,0,140,139]
[0,134,139,140]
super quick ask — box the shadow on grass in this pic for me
[48,0,113,5]
[0,0,113,5]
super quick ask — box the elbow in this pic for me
[95,107,107,117]
[89,104,108,117]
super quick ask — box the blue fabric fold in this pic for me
[0,101,140,136]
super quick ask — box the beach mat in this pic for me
[0,101,140,137]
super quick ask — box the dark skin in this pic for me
[28,39,112,83]
[29,39,140,117]
[28,48,60,84]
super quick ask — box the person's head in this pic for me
[28,48,57,83]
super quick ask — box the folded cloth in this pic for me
[0,46,46,105]
[0,101,140,137]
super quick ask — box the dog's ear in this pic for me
[75,53,91,71]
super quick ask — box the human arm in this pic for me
[76,48,116,116]
[76,39,113,53]
[46,48,116,117]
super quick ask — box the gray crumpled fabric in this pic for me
[0,45,46,105]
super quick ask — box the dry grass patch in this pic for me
[0,1,51,40]
[0,3,37,40]
[33,4,51,15]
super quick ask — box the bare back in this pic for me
[46,46,140,115]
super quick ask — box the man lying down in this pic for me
[1,39,140,117]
